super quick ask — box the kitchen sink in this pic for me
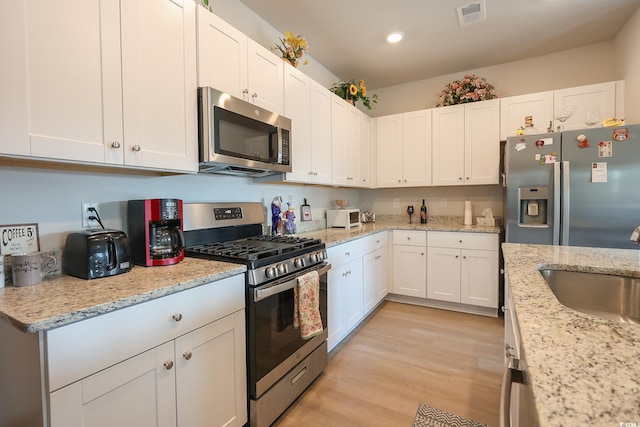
[539,269,640,324]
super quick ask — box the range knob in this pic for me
[294,257,305,268]
[265,266,278,278]
[277,263,287,274]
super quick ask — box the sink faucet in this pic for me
[630,226,640,244]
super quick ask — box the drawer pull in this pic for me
[110,141,121,149]
[164,360,174,370]
[132,144,141,152]
[345,251,350,256]
[183,351,193,361]
[172,313,183,322]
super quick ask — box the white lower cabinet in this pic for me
[392,230,427,298]
[0,275,247,427]
[327,232,388,351]
[427,231,499,309]
[363,246,388,314]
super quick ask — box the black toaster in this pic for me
[63,229,132,279]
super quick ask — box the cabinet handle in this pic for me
[455,255,459,258]
[110,141,121,149]
[345,251,350,256]
[314,172,318,176]
[458,177,463,181]
[466,177,470,180]
[252,92,258,99]
[463,256,467,259]
[172,313,183,322]
[164,360,174,370]
[243,88,249,95]
[183,351,193,361]
[459,240,463,243]
[421,252,425,256]
[398,180,401,183]
[132,144,141,152]
[407,237,411,240]
[376,240,380,243]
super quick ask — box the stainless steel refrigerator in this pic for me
[505,125,640,249]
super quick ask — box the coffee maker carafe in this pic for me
[128,199,185,266]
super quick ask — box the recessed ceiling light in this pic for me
[386,32,404,43]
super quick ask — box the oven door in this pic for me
[247,262,330,398]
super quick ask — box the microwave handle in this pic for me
[254,263,331,302]
[276,128,284,164]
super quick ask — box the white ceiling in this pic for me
[238,0,640,89]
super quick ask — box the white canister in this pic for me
[464,201,473,225]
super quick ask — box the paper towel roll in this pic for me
[464,201,472,225]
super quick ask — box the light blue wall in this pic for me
[0,162,358,250]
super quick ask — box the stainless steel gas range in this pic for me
[183,202,329,427]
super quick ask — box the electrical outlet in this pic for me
[81,202,98,229]
[440,199,448,208]
[393,199,399,208]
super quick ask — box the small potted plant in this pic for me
[330,79,378,110]
[274,31,309,68]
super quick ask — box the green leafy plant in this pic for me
[330,79,378,110]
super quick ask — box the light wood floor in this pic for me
[274,301,505,427]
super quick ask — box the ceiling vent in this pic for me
[456,0,486,26]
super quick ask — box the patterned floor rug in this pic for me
[412,403,490,427]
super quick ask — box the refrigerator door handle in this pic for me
[561,161,570,245]
[553,162,561,245]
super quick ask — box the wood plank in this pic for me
[275,301,504,426]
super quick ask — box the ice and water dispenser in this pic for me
[518,186,548,226]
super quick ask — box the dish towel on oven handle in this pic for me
[294,270,323,340]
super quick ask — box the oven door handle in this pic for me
[254,263,331,302]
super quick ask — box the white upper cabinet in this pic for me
[500,91,554,140]
[282,64,332,185]
[196,6,283,114]
[376,109,432,188]
[331,95,361,186]
[432,99,500,186]
[1,0,197,172]
[553,81,621,131]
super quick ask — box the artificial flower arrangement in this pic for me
[330,79,378,110]
[274,31,309,67]
[436,74,497,107]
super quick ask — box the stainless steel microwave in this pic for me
[197,87,292,177]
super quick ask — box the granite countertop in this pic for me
[0,218,498,335]
[0,258,246,333]
[299,218,501,247]
[502,243,640,426]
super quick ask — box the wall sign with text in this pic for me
[0,224,40,255]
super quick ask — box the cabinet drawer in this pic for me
[45,274,245,392]
[428,231,498,250]
[327,239,364,268]
[392,230,427,246]
[361,231,389,253]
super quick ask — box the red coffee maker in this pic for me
[128,199,185,266]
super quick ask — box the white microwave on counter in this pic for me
[327,209,361,228]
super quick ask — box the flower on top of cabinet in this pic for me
[436,74,498,107]
[275,31,309,68]
[330,79,378,110]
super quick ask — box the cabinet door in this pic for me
[346,106,361,185]
[432,104,465,186]
[392,245,427,298]
[309,80,333,184]
[247,39,284,114]
[343,258,364,331]
[7,0,124,163]
[196,6,247,99]
[460,249,498,308]
[283,64,312,182]
[403,109,432,186]
[121,0,197,172]
[500,91,553,140]
[175,310,247,427]
[331,96,350,186]
[363,246,388,313]
[464,99,500,185]
[49,341,176,427]
[553,82,616,131]
[426,247,461,302]
[327,266,347,351]
[376,114,403,187]
[358,112,372,187]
